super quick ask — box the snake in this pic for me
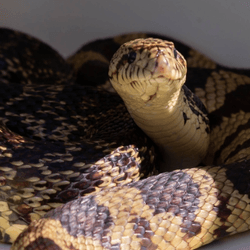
[0,28,249,250]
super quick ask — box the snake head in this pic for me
[108,38,187,104]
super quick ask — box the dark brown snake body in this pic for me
[0,28,249,249]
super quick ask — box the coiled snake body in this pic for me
[0,28,249,249]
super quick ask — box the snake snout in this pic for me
[153,54,170,77]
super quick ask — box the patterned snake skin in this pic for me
[0,28,249,249]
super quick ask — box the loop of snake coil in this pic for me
[0,28,249,249]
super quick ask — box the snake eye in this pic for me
[173,48,178,59]
[127,51,137,64]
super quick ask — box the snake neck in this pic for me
[123,85,210,171]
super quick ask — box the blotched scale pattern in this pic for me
[12,161,250,250]
[0,130,145,243]
[0,28,157,244]
[0,28,73,85]
[0,28,250,249]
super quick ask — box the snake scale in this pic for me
[0,28,249,250]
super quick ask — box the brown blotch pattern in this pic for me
[194,70,250,113]
[0,143,146,243]
[12,163,250,249]
[186,49,217,69]
[1,29,250,249]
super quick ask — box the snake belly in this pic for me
[0,28,249,249]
